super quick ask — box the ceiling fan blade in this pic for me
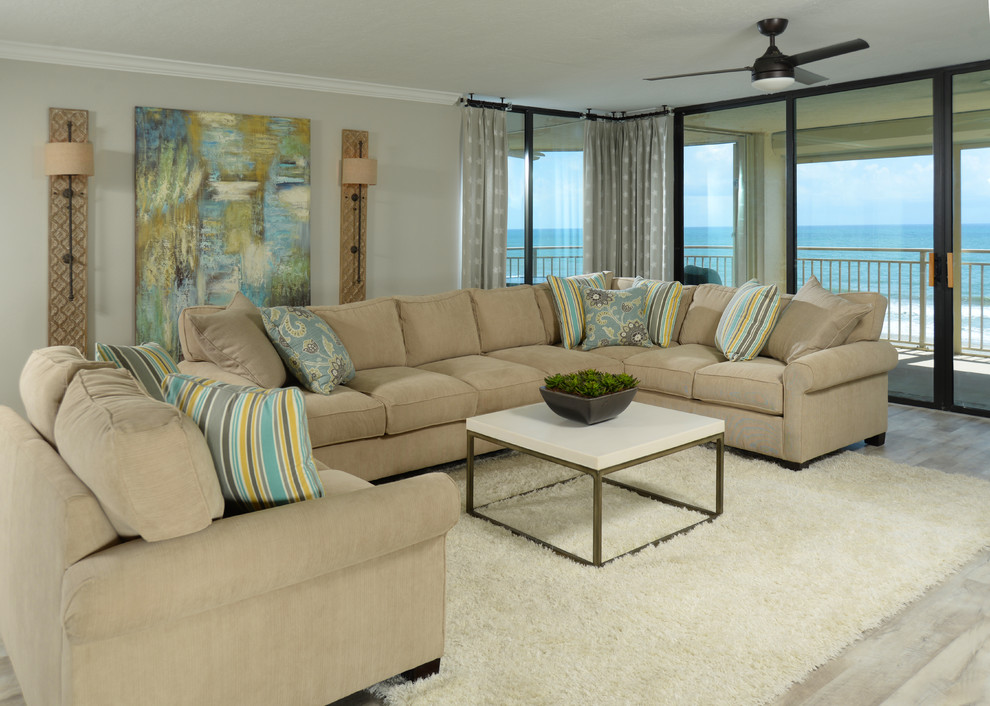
[789,39,869,66]
[644,67,750,82]
[794,66,828,85]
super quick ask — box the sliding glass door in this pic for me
[952,70,990,412]
[794,80,936,404]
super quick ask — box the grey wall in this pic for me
[0,58,462,413]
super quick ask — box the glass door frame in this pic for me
[675,58,990,417]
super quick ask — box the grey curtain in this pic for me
[583,115,673,280]
[460,106,508,289]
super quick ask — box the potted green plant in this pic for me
[540,369,640,425]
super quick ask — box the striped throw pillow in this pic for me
[163,375,324,512]
[633,277,684,347]
[714,280,784,362]
[545,272,610,349]
[95,342,180,401]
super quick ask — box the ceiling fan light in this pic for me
[752,75,795,92]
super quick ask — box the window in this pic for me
[507,111,584,284]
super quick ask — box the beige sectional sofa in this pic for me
[0,348,459,706]
[178,277,898,476]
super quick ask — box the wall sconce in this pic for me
[45,108,93,351]
[339,129,377,304]
[45,127,94,301]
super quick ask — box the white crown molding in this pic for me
[0,40,462,106]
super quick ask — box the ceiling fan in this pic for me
[645,18,869,92]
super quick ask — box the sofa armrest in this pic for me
[61,472,460,643]
[783,340,899,394]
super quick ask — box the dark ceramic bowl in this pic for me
[539,386,637,425]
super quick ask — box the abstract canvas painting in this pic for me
[135,107,311,358]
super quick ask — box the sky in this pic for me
[685,143,990,228]
[506,142,990,233]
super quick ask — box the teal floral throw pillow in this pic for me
[259,307,356,394]
[579,287,653,350]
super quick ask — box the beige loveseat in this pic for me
[0,348,459,706]
[178,277,898,476]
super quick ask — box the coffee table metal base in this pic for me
[466,431,724,567]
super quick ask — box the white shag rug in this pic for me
[374,447,990,706]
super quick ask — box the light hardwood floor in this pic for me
[2,404,988,706]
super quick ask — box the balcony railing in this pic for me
[506,245,583,283]
[686,245,990,355]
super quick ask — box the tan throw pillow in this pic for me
[470,286,547,352]
[186,292,286,388]
[54,368,224,542]
[19,346,114,445]
[397,291,482,367]
[677,284,738,347]
[765,275,872,364]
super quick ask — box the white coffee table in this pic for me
[466,402,725,566]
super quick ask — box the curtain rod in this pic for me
[460,96,669,121]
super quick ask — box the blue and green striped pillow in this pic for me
[633,277,684,347]
[162,375,324,512]
[714,280,784,362]
[95,342,179,401]
[545,272,610,349]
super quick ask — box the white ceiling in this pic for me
[2,0,989,111]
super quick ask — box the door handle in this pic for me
[947,252,954,289]
[928,252,935,287]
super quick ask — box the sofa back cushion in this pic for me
[533,283,562,344]
[54,368,224,542]
[184,292,286,388]
[397,290,482,367]
[469,286,547,352]
[19,346,114,446]
[677,284,737,347]
[311,297,406,370]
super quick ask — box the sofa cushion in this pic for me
[260,306,356,394]
[95,342,180,401]
[545,271,611,349]
[714,280,783,362]
[302,385,387,447]
[633,277,684,347]
[694,359,786,415]
[420,355,545,415]
[311,297,406,370]
[347,367,478,435]
[765,275,872,363]
[469,286,547,352]
[19,346,114,445]
[579,287,652,350]
[397,291,482,367]
[677,284,737,347]
[178,304,223,361]
[184,292,286,388]
[55,368,224,541]
[486,345,625,376]
[163,375,324,513]
[623,344,726,399]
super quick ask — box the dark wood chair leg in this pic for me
[401,658,441,682]
[864,432,886,447]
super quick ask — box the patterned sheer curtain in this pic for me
[583,115,673,280]
[460,106,508,289]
